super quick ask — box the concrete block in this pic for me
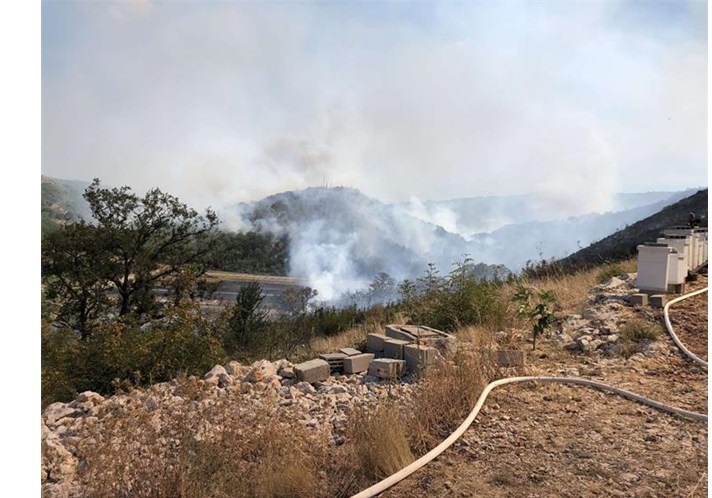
[649,294,667,309]
[343,353,374,374]
[404,344,439,371]
[385,325,417,342]
[630,293,648,306]
[339,347,362,356]
[496,350,526,368]
[368,358,406,379]
[366,333,389,353]
[294,359,330,383]
[318,353,348,373]
[383,339,410,359]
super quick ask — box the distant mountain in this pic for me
[464,189,697,270]
[408,190,689,235]
[557,189,708,269]
[41,176,91,234]
[235,187,509,299]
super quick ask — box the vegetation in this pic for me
[614,317,663,358]
[512,285,557,350]
[201,230,289,276]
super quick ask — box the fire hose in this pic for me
[351,287,709,498]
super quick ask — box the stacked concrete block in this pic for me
[368,358,406,379]
[318,353,348,373]
[383,339,410,359]
[404,344,439,371]
[343,353,375,374]
[294,359,331,383]
[637,244,675,293]
[366,333,389,354]
[384,325,417,342]
[496,350,526,368]
[339,347,362,356]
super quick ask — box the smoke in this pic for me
[43,1,707,211]
[42,2,707,299]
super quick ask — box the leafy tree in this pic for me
[42,222,112,338]
[223,282,269,355]
[43,179,219,323]
[512,285,556,350]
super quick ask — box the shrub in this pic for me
[41,303,225,405]
[349,404,414,480]
[597,263,625,284]
[406,331,498,453]
[619,318,662,343]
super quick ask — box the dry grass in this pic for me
[405,328,499,453]
[309,325,371,356]
[348,404,414,481]
[75,378,329,498]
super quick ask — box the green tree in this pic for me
[43,179,219,321]
[42,222,112,338]
[223,282,269,355]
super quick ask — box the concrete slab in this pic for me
[650,294,667,309]
[343,353,375,374]
[318,353,348,373]
[366,333,389,353]
[630,293,648,306]
[404,344,439,371]
[385,325,417,342]
[383,339,410,359]
[339,348,362,356]
[368,358,406,379]
[496,350,526,368]
[294,359,331,383]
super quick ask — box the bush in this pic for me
[619,318,662,343]
[614,318,662,358]
[41,303,225,406]
[349,404,414,481]
[406,332,498,453]
[597,263,625,284]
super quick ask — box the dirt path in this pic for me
[381,278,708,498]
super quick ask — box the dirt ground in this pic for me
[382,276,708,498]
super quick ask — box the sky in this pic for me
[42,0,708,212]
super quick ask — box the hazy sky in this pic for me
[42,0,707,211]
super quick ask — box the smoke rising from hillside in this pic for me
[43,1,707,211]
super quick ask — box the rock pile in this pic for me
[41,358,417,498]
[552,273,648,355]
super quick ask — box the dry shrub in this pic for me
[619,318,662,343]
[348,404,414,481]
[612,317,662,358]
[406,329,499,453]
[76,379,327,498]
[309,325,369,356]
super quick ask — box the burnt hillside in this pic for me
[558,189,708,269]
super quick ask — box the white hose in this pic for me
[662,287,708,369]
[351,287,709,498]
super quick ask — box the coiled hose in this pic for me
[351,287,709,498]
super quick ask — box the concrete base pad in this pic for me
[630,293,648,306]
[650,294,667,309]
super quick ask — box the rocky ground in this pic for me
[382,273,708,498]
[42,272,708,498]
